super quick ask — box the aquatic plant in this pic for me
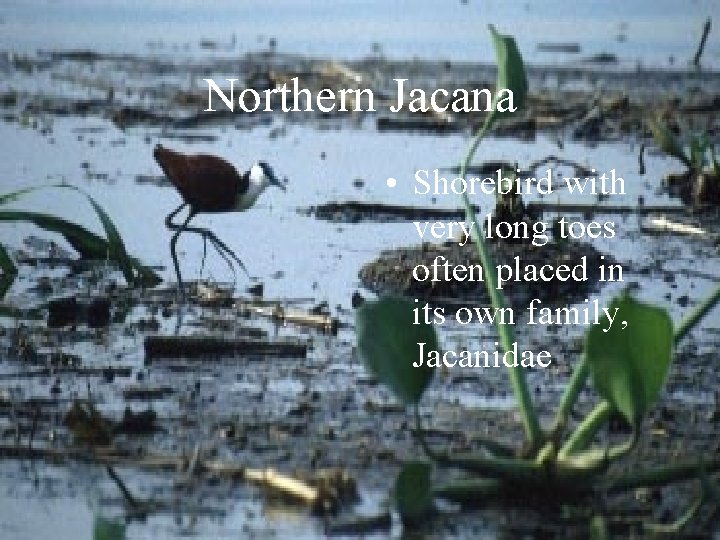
[650,118,719,174]
[0,184,160,298]
[650,118,720,206]
[356,26,720,533]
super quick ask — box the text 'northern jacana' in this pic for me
[153,144,286,296]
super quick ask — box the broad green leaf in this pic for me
[356,297,436,405]
[649,118,691,168]
[487,25,528,127]
[394,461,432,526]
[586,294,673,426]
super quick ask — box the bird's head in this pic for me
[250,161,286,192]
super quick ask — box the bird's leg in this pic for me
[203,230,249,278]
[196,232,236,284]
[166,203,248,283]
[183,224,237,283]
[206,235,238,283]
[165,202,188,230]
[180,225,249,278]
[165,204,195,297]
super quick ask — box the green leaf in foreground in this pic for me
[0,210,160,289]
[0,186,45,207]
[356,297,436,405]
[0,210,108,258]
[487,24,528,126]
[0,243,17,299]
[394,461,432,526]
[57,185,135,285]
[586,294,673,426]
[0,184,161,288]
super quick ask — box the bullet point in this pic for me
[386,177,397,188]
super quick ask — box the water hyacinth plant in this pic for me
[356,26,720,532]
[0,184,160,298]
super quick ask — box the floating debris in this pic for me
[144,335,308,360]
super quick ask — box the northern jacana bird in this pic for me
[153,144,286,295]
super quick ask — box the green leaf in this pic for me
[0,210,161,287]
[0,243,17,299]
[356,297,436,405]
[0,243,17,277]
[689,134,708,170]
[586,294,673,426]
[394,461,432,526]
[0,184,161,287]
[649,118,691,168]
[55,185,135,285]
[486,24,528,127]
[589,515,610,540]
[0,210,108,257]
[0,186,45,206]
[710,145,720,178]
[93,516,126,540]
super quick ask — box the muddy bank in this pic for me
[359,238,610,307]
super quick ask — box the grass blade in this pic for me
[0,243,18,299]
[53,185,135,285]
[0,209,160,286]
[0,210,107,257]
[0,186,47,206]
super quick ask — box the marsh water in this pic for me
[1,1,720,538]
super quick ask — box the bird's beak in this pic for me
[270,174,287,191]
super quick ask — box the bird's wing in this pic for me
[154,146,249,212]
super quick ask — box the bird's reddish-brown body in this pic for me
[153,145,249,212]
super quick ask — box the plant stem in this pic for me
[557,400,612,458]
[674,283,720,346]
[432,478,504,503]
[459,118,542,449]
[559,431,636,469]
[551,354,589,434]
[556,284,720,458]
[606,458,720,494]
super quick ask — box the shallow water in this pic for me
[1,0,719,67]
[1,101,718,537]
